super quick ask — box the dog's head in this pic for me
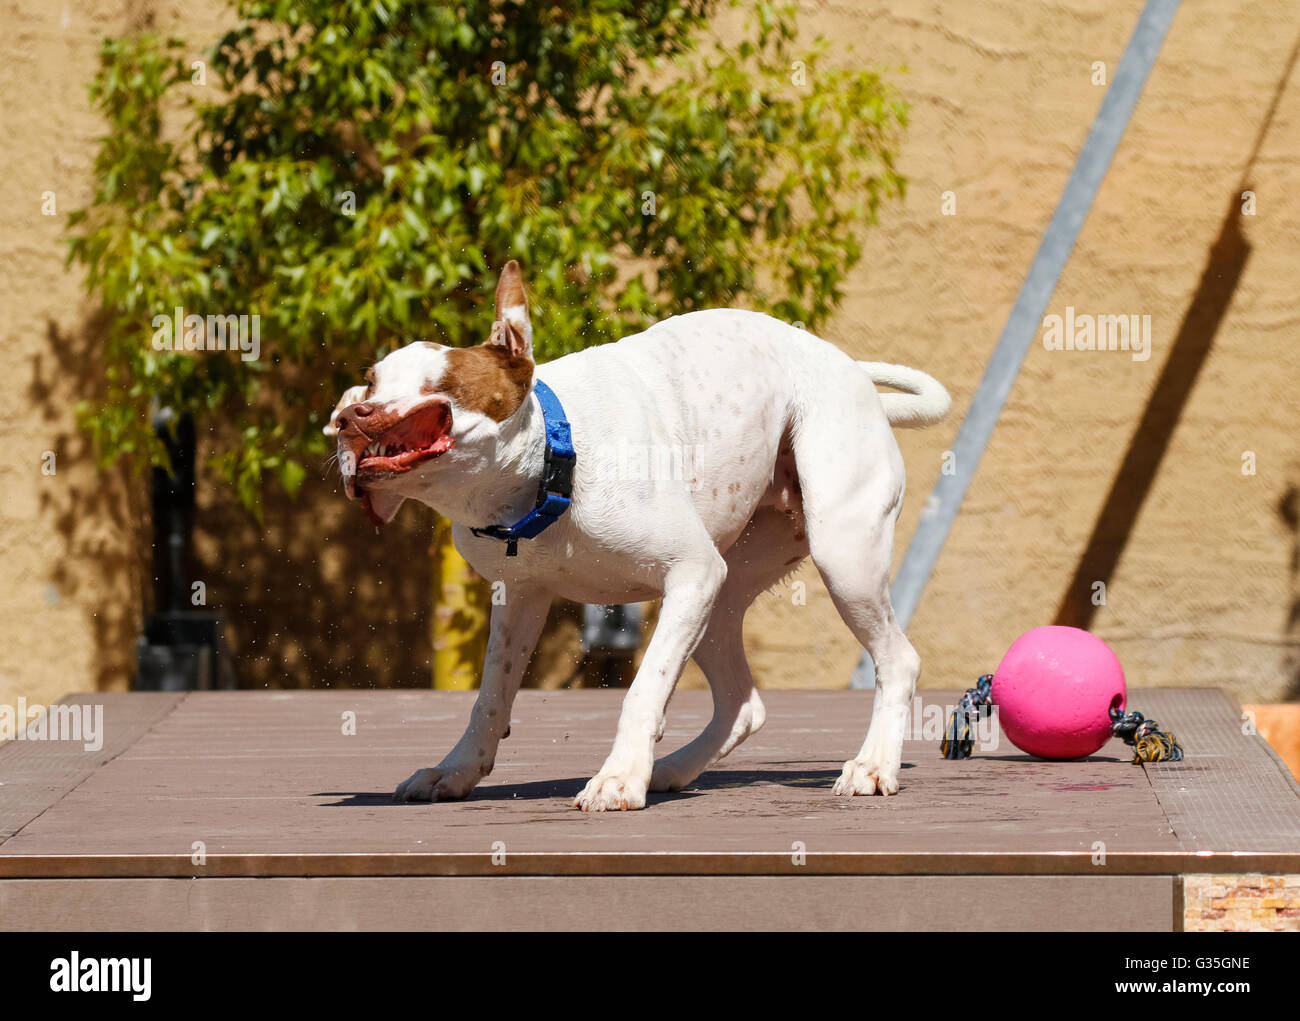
[325,260,536,526]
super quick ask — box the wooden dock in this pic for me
[2,688,1297,930]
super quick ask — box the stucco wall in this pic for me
[2,0,1298,710]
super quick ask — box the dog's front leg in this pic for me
[574,552,726,812]
[395,585,551,802]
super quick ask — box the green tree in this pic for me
[69,0,906,683]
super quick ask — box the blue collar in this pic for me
[469,379,575,556]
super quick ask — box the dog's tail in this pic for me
[857,362,952,429]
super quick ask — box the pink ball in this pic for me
[992,626,1126,760]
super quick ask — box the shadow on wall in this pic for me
[1055,31,1300,634]
[32,307,438,691]
[194,466,437,690]
[30,311,150,692]
[1053,191,1251,631]
[176,478,629,690]
[1279,486,1300,701]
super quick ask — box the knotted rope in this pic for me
[940,674,994,760]
[1109,707,1184,764]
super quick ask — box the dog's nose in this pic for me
[335,402,375,432]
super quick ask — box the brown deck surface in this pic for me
[1,687,1297,879]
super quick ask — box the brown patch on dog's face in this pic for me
[440,345,534,422]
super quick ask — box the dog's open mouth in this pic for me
[354,401,454,479]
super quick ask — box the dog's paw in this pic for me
[650,751,704,792]
[832,757,899,797]
[648,763,689,793]
[573,773,648,812]
[393,765,479,803]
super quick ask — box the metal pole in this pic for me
[853,0,1182,688]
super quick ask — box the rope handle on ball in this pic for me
[940,674,993,760]
[1109,707,1184,764]
[939,674,1186,763]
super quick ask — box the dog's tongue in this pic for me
[359,488,384,528]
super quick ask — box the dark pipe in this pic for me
[135,409,232,690]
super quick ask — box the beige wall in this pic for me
[3,1,1299,709]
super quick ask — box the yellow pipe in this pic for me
[431,515,489,689]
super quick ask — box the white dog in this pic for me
[326,262,951,811]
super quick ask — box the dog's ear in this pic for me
[323,384,369,437]
[490,259,533,360]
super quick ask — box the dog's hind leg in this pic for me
[650,508,808,792]
[795,387,921,797]
[822,544,920,798]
